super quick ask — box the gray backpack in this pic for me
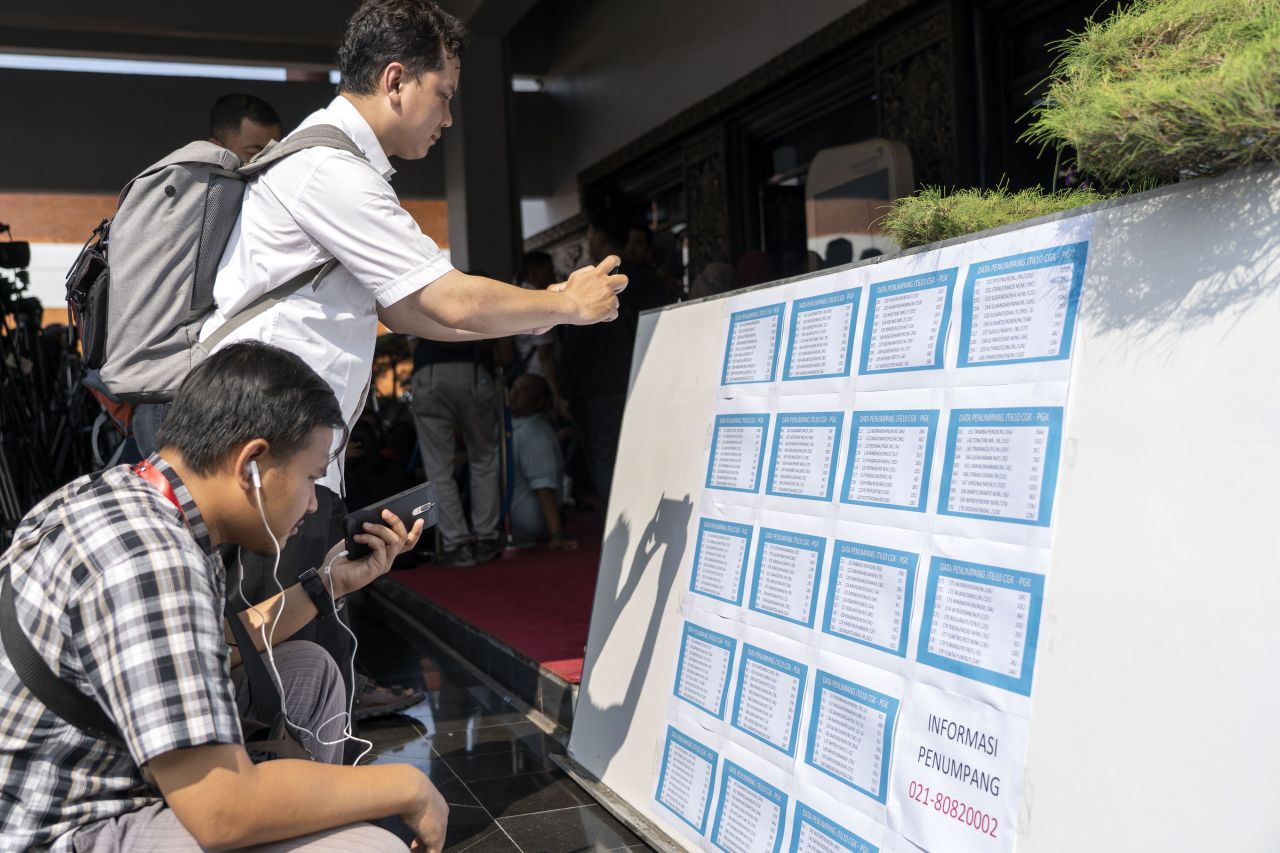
[65,125,367,404]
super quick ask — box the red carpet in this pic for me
[390,514,601,683]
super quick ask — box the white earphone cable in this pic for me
[243,472,371,763]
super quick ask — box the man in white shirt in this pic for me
[199,0,626,714]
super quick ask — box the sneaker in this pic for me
[435,543,476,567]
[473,536,504,564]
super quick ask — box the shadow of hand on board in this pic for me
[576,493,693,779]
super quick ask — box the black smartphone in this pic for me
[343,481,438,559]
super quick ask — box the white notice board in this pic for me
[568,165,1280,852]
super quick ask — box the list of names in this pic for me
[862,272,954,373]
[796,823,849,853]
[943,408,1058,523]
[733,646,805,754]
[927,574,1030,680]
[827,544,913,654]
[845,412,935,510]
[708,415,768,492]
[786,289,860,378]
[751,531,823,625]
[714,767,784,853]
[676,624,734,716]
[723,305,784,384]
[793,805,875,853]
[693,520,751,602]
[658,731,715,831]
[808,676,892,800]
[768,414,841,499]
[962,245,1083,365]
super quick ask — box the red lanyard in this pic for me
[132,459,185,520]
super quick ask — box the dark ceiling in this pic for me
[0,1,540,70]
[0,3,361,69]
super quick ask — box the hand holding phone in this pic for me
[343,481,439,559]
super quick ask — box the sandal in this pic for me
[352,675,426,722]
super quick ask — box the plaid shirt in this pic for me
[0,456,242,852]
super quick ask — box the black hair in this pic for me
[209,94,282,138]
[157,341,347,476]
[824,237,854,267]
[337,0,467,96]
[589,208,632,252]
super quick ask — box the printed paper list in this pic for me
[793,806,877,853]
[770,415,840,499]
[926,576,1030,679]
[966,263,1072,363]
[735,656,802,752]
[846,416,932,509]
[659,739,713,829]
[709,419,766,491]
[865,284,948,372]
[753,536,820,624]
[694,524,749,601]
[715,775,783,853]
[828,554,909,652]
[725,308,781,384]
[944,409,1057,523]
[787,290,859,378]
[676,630,733,714]
[810,687,888,798]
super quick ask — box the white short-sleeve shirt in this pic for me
[202,95,453,492]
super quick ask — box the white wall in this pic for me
[526,0,867,232]
[568,164,1280,850]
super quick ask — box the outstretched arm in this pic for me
[378,257,627,339]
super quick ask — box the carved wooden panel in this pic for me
[877,8,957,188]
[683,126,730,281]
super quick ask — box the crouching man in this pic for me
[0,341,446,852]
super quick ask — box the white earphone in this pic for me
[239,455,370,762]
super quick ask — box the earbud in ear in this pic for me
[248,460,262,489]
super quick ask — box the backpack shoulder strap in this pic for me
[197,259,338,355]
[238,125,368,177]
[0,568,124,744]
[224,590,283,725]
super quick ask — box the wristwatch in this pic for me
[297,566,344,620]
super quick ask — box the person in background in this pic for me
[624,225,655,267]
[507,373,575,550]
[409,325,502,568]
[510,252,567,416]
[626,224,685,303]
[823,237,854,269]
[733,249,776,289]
[860,246,884,260]
[687,261,734,301]
[561,209,671,503]
[208,93,284,163]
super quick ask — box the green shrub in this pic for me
[1024,0,1280,184]
[879,186,1114,249]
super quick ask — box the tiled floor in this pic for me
[350,605,651,853]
